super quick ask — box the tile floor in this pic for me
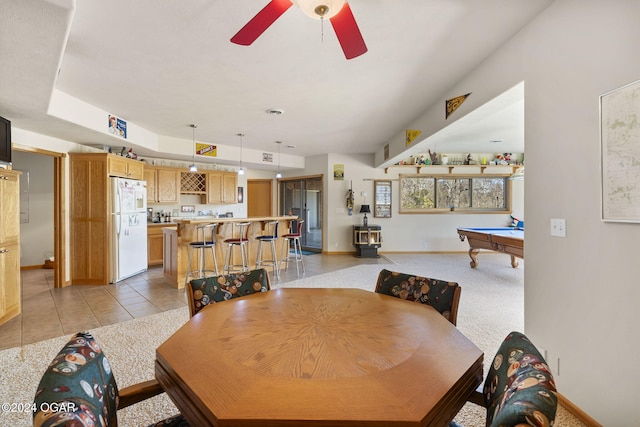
[0,253,391,350]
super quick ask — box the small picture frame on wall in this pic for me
[238,186,244,203]
[374,180,392,218]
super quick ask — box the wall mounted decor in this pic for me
[600,79,640,222]
[445,93,471,119]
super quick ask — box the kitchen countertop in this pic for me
[172,215,297,225]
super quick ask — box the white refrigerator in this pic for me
[110,177,148,283]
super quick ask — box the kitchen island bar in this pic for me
[165,216,297,288]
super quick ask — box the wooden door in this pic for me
[248,180,272,217]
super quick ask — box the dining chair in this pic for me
[33,331,188,427]
[186,268,271,317]
[449,331,557,427]
[374,268,461,325]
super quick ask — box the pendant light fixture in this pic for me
[237,133,245,175]
[275,140,283,179]
[189,124,198,172]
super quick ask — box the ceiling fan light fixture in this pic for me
[293,0,346,20]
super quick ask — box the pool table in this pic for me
[457,227,524,268]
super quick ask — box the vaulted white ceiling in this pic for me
[0,0,552,168]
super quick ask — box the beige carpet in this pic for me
[0,254,584,426]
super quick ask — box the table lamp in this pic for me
[359,204,371,226]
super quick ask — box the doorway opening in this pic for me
[279,175,323,252]
[13,144,66,288]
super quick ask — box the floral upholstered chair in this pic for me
[450,331,558,427]
[33,331,188,427]
[374,268,461,325]
[186,268,271,317]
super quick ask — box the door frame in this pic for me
[14,144,67,288]
[278,174,324,252]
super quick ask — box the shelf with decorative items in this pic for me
[385,152,523,175]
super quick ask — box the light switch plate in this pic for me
[550,218,566,237]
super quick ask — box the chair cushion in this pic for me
[147,413,190,427]
[484,331,557,427]
[33,332,118,427]
[375,269,458,323]
[189,269,270,315]
[224,238,247,244]
[255,235,277,240]
[188,240,215,247]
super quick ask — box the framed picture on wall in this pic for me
[374,180,392,218]
[600,79,640,222]
[238,187,244,203]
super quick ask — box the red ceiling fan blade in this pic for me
[231,0,293,46]
[330,3,367,59]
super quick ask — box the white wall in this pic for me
[321,153,522,253]
[426,0,639,423]
[13,150,54,266]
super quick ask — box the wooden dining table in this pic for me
[155,288,484,427]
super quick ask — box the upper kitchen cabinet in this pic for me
[108,154,144,180]
[144,166,180,204]
[0,169,21,326]
[207,171,237,204]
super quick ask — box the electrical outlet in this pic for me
[550,218,566,237]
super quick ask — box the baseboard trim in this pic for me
[20,264,45,270]
[558,393,601,427]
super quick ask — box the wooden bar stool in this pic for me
[184,223,219,287]
[279,219,305,277]
[255,220,280,281]
[223,221,251,274]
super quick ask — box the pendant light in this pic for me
[237,133,245,175]
[275,140,282,179]
[189,124,198,172]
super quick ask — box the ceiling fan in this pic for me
[231,0,368,60]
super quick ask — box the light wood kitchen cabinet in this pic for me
[144,166,180,204]
[69,152,145,285]
[108,154,144,180]
[0,169,21,325]
[163,227,178,284]
[207,171,237,204]
[148,224,176,266]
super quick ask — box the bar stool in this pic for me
[184,223,219,287]
[223,221,251,274]
[255,220,280,281]
[279,219,305,277]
